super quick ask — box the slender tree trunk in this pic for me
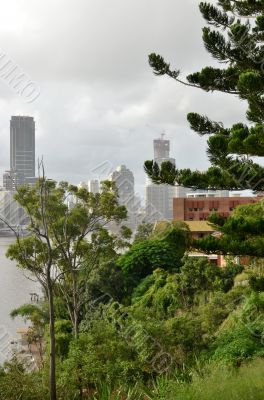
[47,274,57,400]
[72,271,79,338]
[73,307,78,338]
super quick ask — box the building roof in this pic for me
[153,220,190,234]
[153,220,215,234]
[184,220,215,233]
[184,221,215,232]
[17,327,31,334]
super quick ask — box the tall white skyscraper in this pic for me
[109,165,138,230]
[88,179,100,194]
[78,180,100,194]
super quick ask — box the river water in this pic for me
[0,237,39,363]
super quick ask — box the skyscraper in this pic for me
[145,135,229,223]
[154,136,169,159]
[153,134,175,166]
[145,135,177,222]
[109,165,138,230]
[3,116,36,189]
[88,179,100,194]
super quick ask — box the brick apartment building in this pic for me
[173,196,260,221]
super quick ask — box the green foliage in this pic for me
[82,260,126,305]
[249,275,264,291]
[6,177,129,336]
[133,222,154,244]
[44,319,73,359]
[131,257,241,316]
[194,201,264,257]
[131,269,179,318]
[211,292,264,364]
[0,359,48,399]
[220,261,244,292]
[117,226,189,293]
[66,358,264,399]
[58,320,142,397]
[176,257,222,306]
[6,176,130,399]
[54,320,72,358]
[10,303,48,328]
[145,358,264,400]
[131,274,155,304]
[4,250,264,398]
[79,226,132,306]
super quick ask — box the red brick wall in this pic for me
[173,197,185,220]
[173,197,260,221]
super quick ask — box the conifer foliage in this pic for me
[145,1,264,192]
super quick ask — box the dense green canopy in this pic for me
[194,200,264,257]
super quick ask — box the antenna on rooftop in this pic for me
[146,124,167,138]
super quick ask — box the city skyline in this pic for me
[0,115,176,199]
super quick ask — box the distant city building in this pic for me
[146,135,177,222]
[153,134,176,166]
[1,116,36,231]
[173,196,260,221]
[3,171,17,191]
[109,165,139,230]
[109,165,134,203]
[186,190,230,198]
[170,196,261,267]
[3,116,36,190]
[174,185,188,198]
[88,179,100,194]
[0,190,28,229]
[78,182,88,190]
[145,185,176,222]
[145,132,233,222]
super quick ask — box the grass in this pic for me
[146,358,264,400]
[93,358,264,400]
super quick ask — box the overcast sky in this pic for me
[0,0,248,199]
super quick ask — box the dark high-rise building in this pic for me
[154,134,170,160]
[10,116,35,181]
[3,116,36,189]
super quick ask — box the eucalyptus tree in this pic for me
[6,176,128,400]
